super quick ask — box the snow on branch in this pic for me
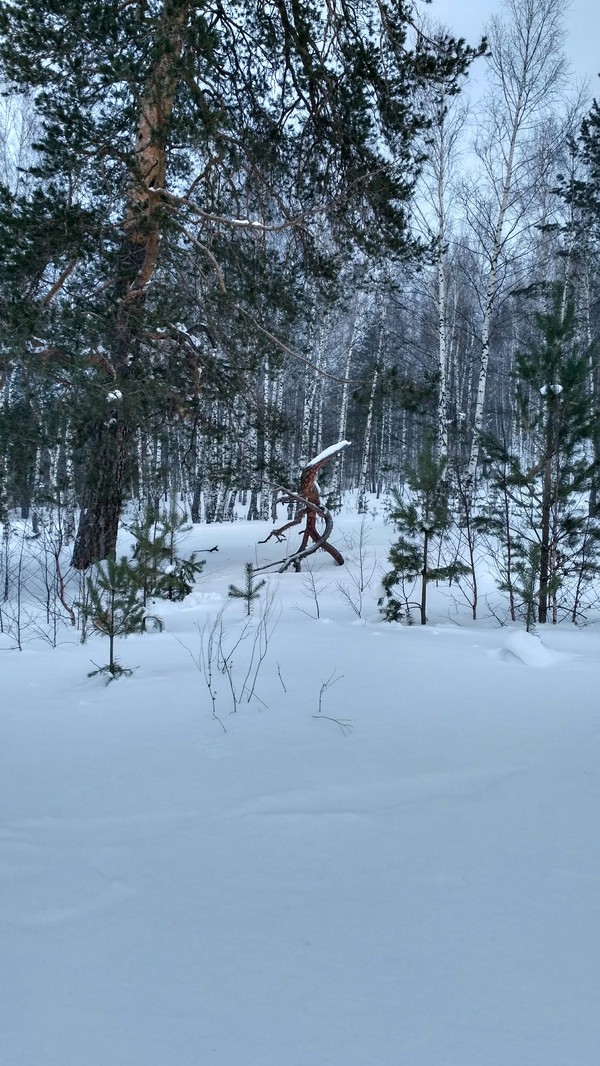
[306,440,351,467]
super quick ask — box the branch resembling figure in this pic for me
[257,441,351,573]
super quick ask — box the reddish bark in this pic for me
[258,448,348,572]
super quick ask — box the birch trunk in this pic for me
[299,330,325,467]
[466,0,567,490]
[467,105,522,487]
[330,297,365,505]
[357,365,379,513]
[436,243,449,465]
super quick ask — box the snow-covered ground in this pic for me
[2,507,600,1065]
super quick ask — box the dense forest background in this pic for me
[1,0,600,630]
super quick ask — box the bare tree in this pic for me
[464,0,569,488]
[0,88,36,194]
[414,88,469,463]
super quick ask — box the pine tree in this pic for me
[0,2,482,567]
[228,563,266,616]
[81,554,163,681]
[562,99,600,512]
[380,446,469,624]
[572,99,600,233]
[480,289,600,624]
[129,504,205,603]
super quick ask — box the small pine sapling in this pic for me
[380,448,469,625]
[511,544,542,633]
[228,563,266,616]
[159,554,206,601]
[129,504,205,603]
[80,555,163,682]
[128,505,170,605]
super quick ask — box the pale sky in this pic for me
[429,0,599,89]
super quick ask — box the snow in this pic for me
[230,218,265,228]
[2,506,600,1065]
[499,629,565,667]
[306,439,351,467]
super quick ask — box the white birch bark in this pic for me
[427,99,466,464]
[465,0,568,488]
[377,394,393,496]
[299,327,325,467]
[330,296,367,504]
[270,372,284,519]
[357,365,378,513]
[412,78,468,466]
[63,430,77,543]
[246,419,260,520]
[436,241,449,464]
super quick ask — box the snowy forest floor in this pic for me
[2,503,600,1066]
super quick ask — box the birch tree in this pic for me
[415,91,469,464]
[464,0,568,487]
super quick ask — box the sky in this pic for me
[430,0,599,89]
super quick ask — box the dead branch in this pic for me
[258,507,305,544]
[254,491,338,573]
[42,258,78,305]
[254,443,350,573]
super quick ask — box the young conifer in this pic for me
[129,505,205,604]
[228,563,266,616]
[380,446,468,625]
[480,289,600,624]
[82,554,163,682]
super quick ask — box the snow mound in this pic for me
[499,630,560,667]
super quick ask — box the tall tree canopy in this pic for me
[0,0,480,566]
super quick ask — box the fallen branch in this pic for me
[312,715,353,736]
[256,490,340,572]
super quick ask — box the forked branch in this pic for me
[255,442,351,573]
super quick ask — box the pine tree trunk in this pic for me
[73,420,129,569]
[72,2,189,569]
